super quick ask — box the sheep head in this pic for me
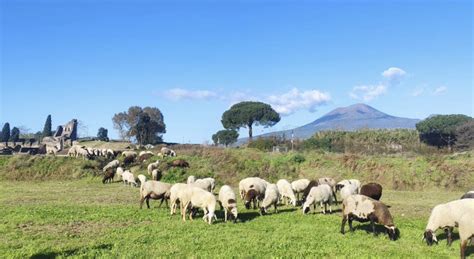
[385,225,399,241]
[423,230,438,246]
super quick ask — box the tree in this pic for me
[454,120,474,150]
[1,123,11,145]
[112,106,166,144]
[10,127,20,143]
[221,101,280,140]
[97,127,109,141]
[212,129,239,147]
[416,114,472,149]
[42,115,52,138]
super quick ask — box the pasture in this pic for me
[1,179,471,258]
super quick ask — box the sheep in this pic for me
[423,199,474,246]
[340,184,359,201]
[101,149,108,157]
[302,184,334,214]
[122,150,137,158]
[147,160,160,175]
[67,146,77,157]
[360,183,383,200]
[341,194,399,241]
[169,159,190,168]
[291,179,310,201]
[123,153,136,166]
[138,151,154,163]
[121,170,137,187]
[191,178,214,192]
[170,183,188,215]
[239,177,267,209]
[201,177,215,192]
[106,149,115,158]
[103,160,120,172]
[318,177,338,203]
[161,147,177,157]
[461,191,474,199]
[115,167,124,181]
[187,175,196,184]
[260,184,280,215]
[180,186,217,224]
[301,180,319,204]
[76,147,91,160]
[151,169,162,181]
[276,179,297,206]
[139,150,154,157]
[137,174,147,186]
[102,169,115,184]
[458,212,474,259]
[46,145,58,156]
[140,180,172,209]
[218,185,238,223]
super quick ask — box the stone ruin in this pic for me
[42,119,78,152]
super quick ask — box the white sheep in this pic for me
[340,184,359,201]
[151,169,161,181]
[424,199,474,246]
[180,186,217,224]
[122,150,137,157]
[169,183,188,215]
[191,179,213,192]
[260,184,279,215]
[121,170,137,187]
[291,179,310,201]
[458,211,474,259]
[137,174,147,186]
[103,160,120,172]
[115,167,124,180]
[218,185,238,223]
[187,175,196,184]
[161,147,177,157]
[302,184,333,214]
[140,180,172,209]
[147,160,160,175]
[139,150,154,157]
[106,149,115,158]
[276,179,297,206]
[239,177,267,209]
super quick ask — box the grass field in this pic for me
[1,179,472,258]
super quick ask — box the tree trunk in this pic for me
[248,124,253,141]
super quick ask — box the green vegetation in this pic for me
[1,122,11,144]
[212,129,239,147]
[416,114,472,149]
[0,180,468,258]
[42,114,53,138]
[97,127,109,142]
[112,106,166,144]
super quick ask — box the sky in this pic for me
[1,0,472,144]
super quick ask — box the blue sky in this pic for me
[1,0,472,143]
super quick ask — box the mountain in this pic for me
[238,103,420,142]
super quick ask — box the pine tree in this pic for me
[1,123,11,144]
[42,115,52,137]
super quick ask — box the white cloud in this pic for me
[267,88,331,115]
[382,67,407,83]
[350,84,387,101]
[164,88,217,101]
[433,86,447,95]
[411,87,425,97]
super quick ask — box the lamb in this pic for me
[151,169,162,181]
[187,175,196,184]
[340,184,359,201]
[169,183,188,215]
[461,191,474,199]
[121,170,137,187]
[423,199,474,246]
[260,184,280,215]
[140,180,172,209]
[103,160,120,172]
[302,184,333,214]
[147,160,160,175]
[360,183,383,200]
[458,212,474,259]
[276,179,297,206]
[218,185,238,223]
[239,177,267,209]
[180,186,217,224]
[137,174,147,186]
[291,179,310,201]
[341,194,399,241]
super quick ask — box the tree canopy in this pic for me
[454,120,474,150]
[112,106,166,144]
[416,114,472,148]
[1,123,11,144]
[10,127,20,142]
[42,115,52,138]
[97,127,109,142]
[212,129,239,147]
[221,101,280,140]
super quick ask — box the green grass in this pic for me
[1,179,471,258]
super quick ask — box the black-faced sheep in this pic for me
[424,199,474,246]
[239,177,267,209]
[341,194,399,241]
[151,169,162,181]
[140,180,172,209]
[218,185,238,223]
[360,183,383,200]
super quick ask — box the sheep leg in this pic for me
[139,197,145,209]
[446,227,453,246]
[461,239,467,259]
[146,198,151,209]
[158,198,165,208]
[341,216,347,234]
[274,202,278,213]
[348,216,354,232]
[224,209,228,222]
[370,218,377,236]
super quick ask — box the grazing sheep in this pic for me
[318,177,338,203]
[139,150,154,157]
[276,179,297,206]
[138,153,154,163]
[239,177,267,209]
[46,145,58,156]
[147,160,160,175]
[340,184,359,201]
[170,183,188,215]
[461,191,474,199]
[121,170,137,187]
[123,154,136,166]
[187,175,196,184]
[67,146,77,157]
[106,149,115,159]
[103,160,120,172]
[360,183,383,200]
[191,179,213,192]
[122,151,137,158]
[115,167,124,180]
[151,169,162,181]
[291,179,310,201]
[161,147,177,157]
[341,194,399,241]
[76,147,91,160]
[180,187,217,224]
[137,174,147,186]
[102,169,115,184]
[140,180,172,209]
[336,179,361,192]
[423,199,474,246]
[101,149,107,157]
[260,184,280,215]
[218,185,238,222]
[458,212,474,259]
[201,178,215,192]
[301,180,319,204]
[169,159,190,168]
[302,184,333,214]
